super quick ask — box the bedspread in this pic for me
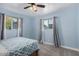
[0,37,39,56]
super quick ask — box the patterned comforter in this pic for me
[0,37,39,56]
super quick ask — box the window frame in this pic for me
[43,19,53,29]
[5,15,19,30]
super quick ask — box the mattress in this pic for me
[0,37,39,56]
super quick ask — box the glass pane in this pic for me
[48,20,53,29]
[48,24,52,29]
[43,20,49,29]
[6,16,12,29]
[49,19,53,24]
[12,18,18,29]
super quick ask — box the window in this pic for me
[5,16,18,30]
[48,19,53,29]
[43,19,53,29]
[4,16,23,39]
[5,16,11,29]
[43,20,49,29]
[12,18,18,29]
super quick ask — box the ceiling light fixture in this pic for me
[32,4,37,12]
[24,3,45,12]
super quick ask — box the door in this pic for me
[42,19,54,45]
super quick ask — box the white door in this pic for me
[42,19,54,45]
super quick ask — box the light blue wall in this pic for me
[30,17,37,39]
[77,5,79,48]
[33,5,78,48]
[0,4,79,49]
[0,7,34,39]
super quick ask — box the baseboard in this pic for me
[43,42,54,45]
[61,45,79,52]
[41,41,79,52]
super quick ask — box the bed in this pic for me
[0,37,39,56]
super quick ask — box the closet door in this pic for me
[0,13,4,40]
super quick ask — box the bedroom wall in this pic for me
[77,5,79,48]
[33,4,78,48]
[0,7,34,39]
[0,4,79,49]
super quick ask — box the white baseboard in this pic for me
[61,45,79,52]
[43,42,54,45]
[41,41,79,52]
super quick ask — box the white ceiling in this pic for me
[0,3,75,16]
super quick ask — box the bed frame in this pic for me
[31,49,39,56]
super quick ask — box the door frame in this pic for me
[39,18,54,45]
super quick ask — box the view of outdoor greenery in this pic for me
[6,16,12,29]
[5,16,18,30]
